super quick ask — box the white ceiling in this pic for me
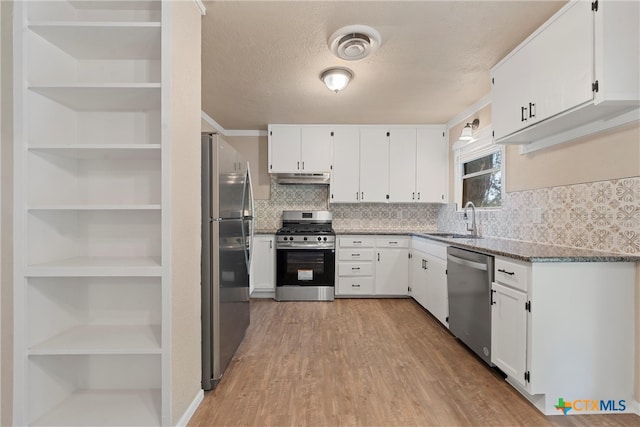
[201,1,566,131]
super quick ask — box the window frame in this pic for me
[452,127,505,211]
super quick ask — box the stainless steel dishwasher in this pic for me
[447,246,494,365]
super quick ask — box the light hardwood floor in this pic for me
[189,298,639,427]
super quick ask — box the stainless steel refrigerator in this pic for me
[201,132,253,390]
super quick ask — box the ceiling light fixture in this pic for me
[459,118,480,141]
[321,68,353,93]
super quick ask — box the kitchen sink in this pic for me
[424,232,482,239]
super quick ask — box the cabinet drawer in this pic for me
[495,257,530,292]
[338,262,373,276]
[339,249,374,261]
[338,277,374,295]
[375,237,409,248]
[339,236,374,248]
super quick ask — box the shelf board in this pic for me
[29,22,161,60]
[29,144,161,160]
[29,325,161,355]
[27,256,162,277]
[28,204,161,211]
[31,389,161,427]
[29,84,160,111]
[68,1,161,12]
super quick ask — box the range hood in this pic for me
[274,173,330,185]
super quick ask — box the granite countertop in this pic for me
[261,228,638,262]
[254,229,278,235]
[411,233,640,263]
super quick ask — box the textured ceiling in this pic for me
[201,1,566,131]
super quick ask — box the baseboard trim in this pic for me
[175,389,204,427]
[629,400,640,415]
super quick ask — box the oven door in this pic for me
[276,248,335,287]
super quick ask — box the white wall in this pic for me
[170,1,203,425]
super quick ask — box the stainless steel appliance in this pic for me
[447,246,494,365]
[275,211,335,301]
[201,133,253,390]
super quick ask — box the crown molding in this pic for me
[225,130,268,137]
[193,0,206,15]
[201,111,268,137]
[446,93,491,129]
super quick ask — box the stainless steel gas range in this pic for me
[275,210,335,301]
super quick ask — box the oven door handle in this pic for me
[277,243,334,250]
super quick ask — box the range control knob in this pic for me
[303,237,308,241]
[317,237,322,241]
[323,237,328,241]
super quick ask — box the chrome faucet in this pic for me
[463,201,478,237]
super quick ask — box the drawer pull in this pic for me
[352,284,360,287]
[353,241,362,244]
[498,268,515,276]
[352,267,360,270]
[389,241,398,244]
[351,253,360,257]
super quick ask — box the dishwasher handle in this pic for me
[447,254,488,271]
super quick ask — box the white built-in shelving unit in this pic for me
[14,1,168,425]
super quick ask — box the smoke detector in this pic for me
[328,25,382,61]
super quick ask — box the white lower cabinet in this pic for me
[375,237,409,296]
[250,235,275,298]
[491,256,636,415]
[336,235,408,296]
[491,282,527,388]
[409,237,448,326]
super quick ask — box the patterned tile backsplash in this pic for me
[437,177,640,254]
[254,176,640,254]
[253,178,439,232]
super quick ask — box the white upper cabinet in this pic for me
[300,126,333,172]
[416,127,447,203]
[270,124,448,204]
[492,0,639,145]
[268,125,332,173]
[359,127,389,203]
[388,128,417,203]
[330,127,360,203]
[268,126,301,173]
[388,127,447,203]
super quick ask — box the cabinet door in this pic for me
[251,236,275,292]
[415,128,447,203]
[269,126,301,173]
[491,282,527,387]
[531,1,593,123]
[375,249,408,295]
[330,127,360,203]
[409,252,429,308]
[388,128,417,203]
[423,255,448,327]
[359,128,389,203]
[300,126,332,172]
[492,45,532,140]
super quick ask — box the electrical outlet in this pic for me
[532,208,543,224]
